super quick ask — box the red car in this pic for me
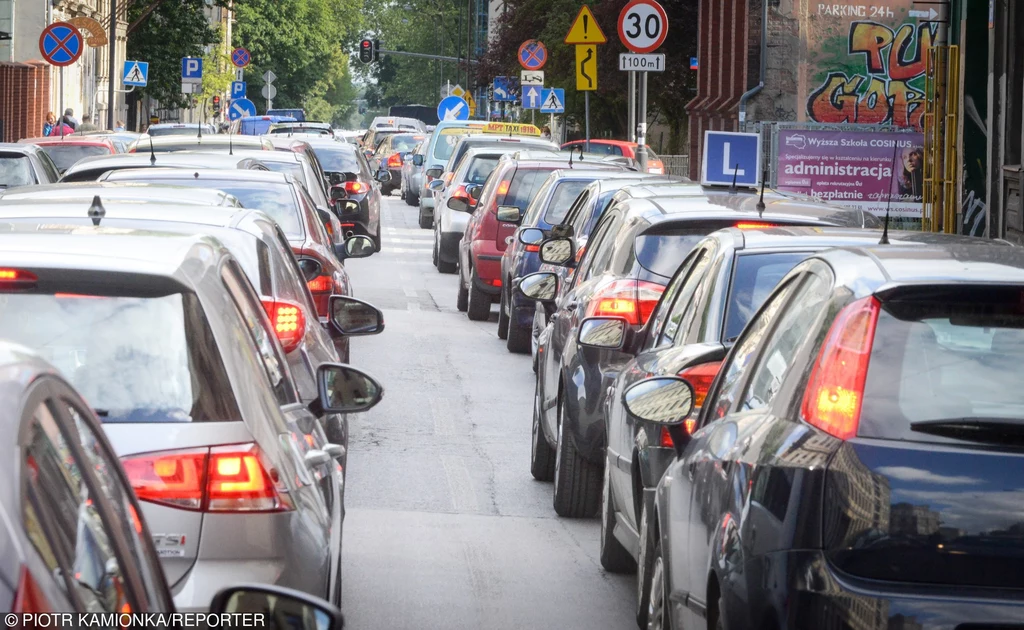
[560,139,665,174]
[17,136,117,175]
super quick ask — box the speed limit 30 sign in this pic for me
[617,0,669,54]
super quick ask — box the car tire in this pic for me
[457,280,469,312]
[497,290,510,339]
[374,223,382,252]
[600,464,636,573]
[636,501,655,627]
[432,236,440,268]
[506,319,531,354]
[530,380,555,481]
[645,527,669,630]
[418,206,432,229]
[552,392,602,518]
[467,278,491,321]
[438,257,456,274]
[406,189,419,207]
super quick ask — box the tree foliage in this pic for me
[478,0,697,149]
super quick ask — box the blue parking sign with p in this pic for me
[701,131,761,188]
[181,57,203,80]
[231,81,247,99]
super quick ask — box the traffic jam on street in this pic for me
[2,0,1024,629]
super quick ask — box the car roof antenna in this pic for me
[149,135,157,165]
[228,127,234,155]
[879,141,899,245]
[88,195,105,226]
[755,168,767,217]
[568,148,574,169]
[728,163,740,194]
[578,145,585,162]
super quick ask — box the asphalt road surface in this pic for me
[340,194,634,629]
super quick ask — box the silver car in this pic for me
[0,340,356,627]
[0,221,382,611]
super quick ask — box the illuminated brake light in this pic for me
[306,275,333,294]
[0,268,37,288]
[497,180,511,196]
[678,361,723,408]
[207,444,288,512]
[587,279,665,326]
[801,296,880,440]
[525,244,540,253]
[387,153,403,168]
[735,222,778,230]
[344,181,368,194]
[261,298,306,354]
[122,449,207,510]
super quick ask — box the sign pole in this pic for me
[628,71,636,143]
[636,71,648,172]
[107,0,116,130]
[584,92,591,152]
[59,67,64,138]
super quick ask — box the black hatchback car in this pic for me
[519,189,881,519]
[625,239,1024,630]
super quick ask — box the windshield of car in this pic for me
[143,178,304,238]
[39,145,111,173]
[310,145,360,174]
[724,252,811,340]
[634,223,740,278]
[543,180,593,224]
[392,135,425,152]
[860,289,1024,442]
[434,131,479,161]
[0,292,242,423]
[0,155,36,188]
[465,156,500,184]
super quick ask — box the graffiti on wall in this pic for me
[804,16,935,131]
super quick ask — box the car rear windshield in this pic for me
[311,145,360,174]
[151,179,303,238]
[41,145,112,172]
[860,289,1024,442]
[148,126,205,137]
[465,157,500,184]
[724,252,811,340]
[391,135,425,152]
[434,130,482,161]
[503,167,557,211]
[544,180,594,224]
[259,161,304,179]
[0,292,242,423]
[634,222,742,278]
[0,155,36,188]
[582,143,624,156]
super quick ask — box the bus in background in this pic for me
[228,115,297,136]
[268,108,306,122]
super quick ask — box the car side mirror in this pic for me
[297,258,322,283]
[516,271,558,303]
[329,172,344,186]
[210,584,343,629]
[425,166,443,178]
[330,185,346,201]
[335,235,375,260]
[577,317,629,350]
[334,199,360,215]
[413,154,424,166]
[496,206,521,223]
[465,184,482,198]
[622,376,696,454]
[328,295,384,335]
[342,171,358,182]
[428,179,445,192]
[316,363,383,413]
[518,227,545,245]
[447,196,469,212]
[375,170,392,183]
[539,237,574,265]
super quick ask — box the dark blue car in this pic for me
[499,169,614,353]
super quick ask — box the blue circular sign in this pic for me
[39,22,83,67]
[231,47,251,68]
[518,40,547,70]
[437,96,469,121]
[229,98,258,121]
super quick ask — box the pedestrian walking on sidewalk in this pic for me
[43,112,56,136]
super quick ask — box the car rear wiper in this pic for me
[910,417,1024,444]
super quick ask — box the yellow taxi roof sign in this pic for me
[483,122,541,136]
[564,5,606,45]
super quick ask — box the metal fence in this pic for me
[660,154,689,177]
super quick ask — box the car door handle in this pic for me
[304,449,331,468]
[323,443,346,462]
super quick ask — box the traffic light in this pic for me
[359,39,373,63]
[373,39,380,58]
[212,95,222,116]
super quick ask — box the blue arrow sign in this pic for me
[437,96,469,121]
[123,60,148,87]
[492,76,515,102]
[539,88,565,113]
[231,81,247,99]
[522,85,541,110]
[181,57,203,81]
[229,98,257,121]
[701,131,761,188]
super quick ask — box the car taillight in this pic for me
[261,298,306,354]
[678,361,723,408]
[122,444,291,513]
[801,296,880,440]
[658,419,697,447]
[486,278,502,287]
[525,244,540,252]
[306,275,333,294]
[497,179,511,197]
[587,279,665,326]
[387,153,402,168]
[344,181,368,194]
[12,566,51,613]
[444,172,455,185]
[0,268,37,289]
[735,222,779,229]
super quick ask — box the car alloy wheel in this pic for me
[646,552,666,630]
[498,288,510,339]
[530,379,555,481]
[636,501,655,626]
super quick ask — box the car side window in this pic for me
[704,276,800,424]
[583,214,624,282]
[562,190,591,228]
[21,395,132,613]
[271,226,319,317]
[221,259,298,406]
[644,249,702,350]
[296,186,332,247]
[741,271,831,412]
[474,169,502,215]
[661,249,712,347]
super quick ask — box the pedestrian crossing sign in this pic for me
[540,88,565,114]
[123,60,148,87]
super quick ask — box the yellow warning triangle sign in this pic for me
[564,5,606,45]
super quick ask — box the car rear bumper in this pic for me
[386,168,402,187]
[471,240,503,285]
[713,549,1024,630]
